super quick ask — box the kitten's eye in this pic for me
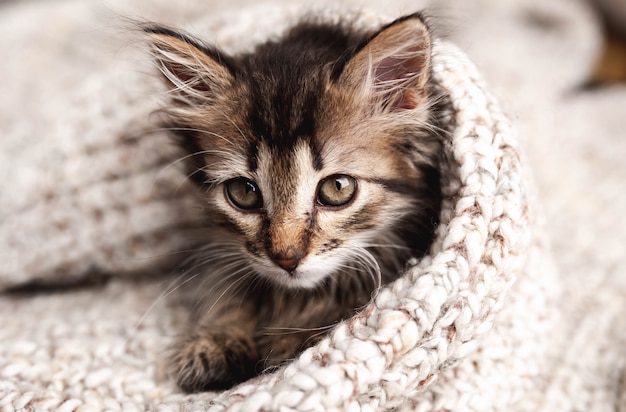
[225,178,262,210]
[317,175,357,207]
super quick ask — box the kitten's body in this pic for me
[145,12,451,392]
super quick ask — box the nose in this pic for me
[271,247,303,272]
[274,257,300,272]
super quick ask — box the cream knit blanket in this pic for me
[2,0,626,411]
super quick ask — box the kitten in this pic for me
[144,11,450,392]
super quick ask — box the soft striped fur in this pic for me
[145,12,451,392]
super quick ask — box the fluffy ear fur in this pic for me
[144,26,236,104]
[337,14,432,112]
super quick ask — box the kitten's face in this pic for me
[147,16,439,289]
[197,97,426,289]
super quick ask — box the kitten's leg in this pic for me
[171,302,260,392]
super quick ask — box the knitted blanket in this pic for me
[2,0,626,411]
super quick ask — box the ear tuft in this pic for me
[144,25,235,104]
[338,14,432,112]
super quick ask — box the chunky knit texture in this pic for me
[2,0,626,411]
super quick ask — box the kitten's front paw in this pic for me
[171,329,258,392]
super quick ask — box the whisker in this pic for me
[200,267,254,317]
[112,245,208,263]
[188,264,251,319]
[334,245,383,299]
[262,324,336,335]
[361,243,413,251]
[222,115,249,145]
[128,269,203,340]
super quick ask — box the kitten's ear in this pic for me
[144,26,235,103]
[337,14,432,111]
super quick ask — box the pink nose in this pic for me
[274,257,299,272]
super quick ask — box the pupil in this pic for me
[245,182,255,194]
[335,177,346,191]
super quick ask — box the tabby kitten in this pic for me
[145,12,448,392]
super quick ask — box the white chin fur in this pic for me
[252,257,342,290]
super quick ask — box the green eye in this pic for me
[225,178,262,210]
[317,175,357,207]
